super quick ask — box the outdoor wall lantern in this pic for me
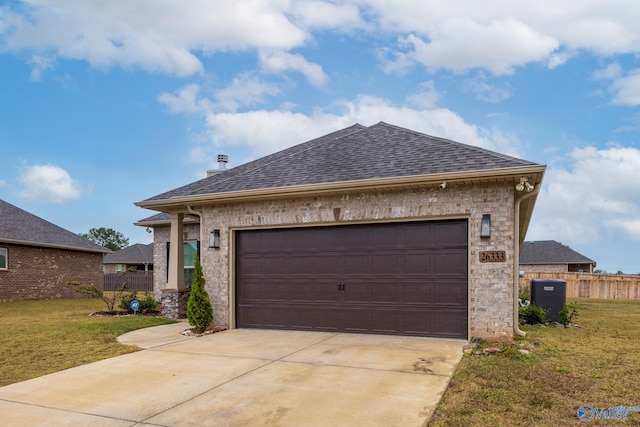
[480,214,491,239]
[209,229,221,249]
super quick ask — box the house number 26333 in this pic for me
[479,251,506,263]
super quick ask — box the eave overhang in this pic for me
[0,238,111,254]
[136,165,546,212]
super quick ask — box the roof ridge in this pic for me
[375,121,535,165]
[143,124,368,202]
[204,123,368,188]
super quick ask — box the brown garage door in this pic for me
[236,219,468,338]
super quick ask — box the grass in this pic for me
[430,299,640,426]
[2,298,639,425]
[0,298,176,387]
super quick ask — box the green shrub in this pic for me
[186,255,213,333]
[119,291,160,312]
[139,292,160,312]
[119,290,138,311]
[558,302,581,326]
[519,304,547,324]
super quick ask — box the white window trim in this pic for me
[0,248,7,270]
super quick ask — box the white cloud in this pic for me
[158,84,212,114]
[5,1,640,81]
[397,19,558,75]
[591,64,640,106]
[215,73,281,112]
[611,70,640,106]
[528,146,640,244]
[198,94,522,157]
[259,50,328,87]
[405,81,440,108]
[592,62,623,81]
[462,74,512,103]
[17,164,87,204]
[1,0,308,77]
[27,54,55,81]
[0,178,6,187]
[289,0,365,30]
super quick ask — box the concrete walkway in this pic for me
[0,324,465,426]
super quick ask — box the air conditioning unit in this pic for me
[530,279,566,322]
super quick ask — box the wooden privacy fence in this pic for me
[520,272,640,300]
[104,272,153,292]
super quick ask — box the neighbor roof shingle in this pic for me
[520,240,596,265]
[0,199,110,253]
[104,243,153,264]
[140,122,540,203]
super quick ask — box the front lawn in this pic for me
[430,299,640,426]
[0,298,176,387]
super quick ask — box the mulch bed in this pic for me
[89,310,162,316]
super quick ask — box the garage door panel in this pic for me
[236,219,468,339]
[371,253,400,275]
[342,254,370,274]
[434,252,467,274]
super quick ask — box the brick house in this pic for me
[0,199,110,301]
[103,243,154,273]
[520,240,596,273]
[136,122,546,339]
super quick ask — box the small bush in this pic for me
[558,302,581,326]
[119,291,160,312]
[119,290,138,311]
[68,280,127,312]
[186,255,213,333]
[139,292,160,312]
[519,304,547,324]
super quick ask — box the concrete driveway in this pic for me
[0,324,465,426]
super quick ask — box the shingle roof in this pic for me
[0,199,110,253]
[135,212,200,226]
[520,240,596,265]
[104,243,153,264]
[140,122,540,203]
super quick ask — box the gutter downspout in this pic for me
[187,205,204,246]
[513,185,541,337]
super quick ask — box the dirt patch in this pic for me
[180,325,228,336]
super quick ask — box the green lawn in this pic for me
[430,299,640,426]
[0,298,176,387]
[2,298,639,426]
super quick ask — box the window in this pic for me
[166,241,200,288]
[183,241,199,287]
[116,264,123,272]
[0,248,6,270]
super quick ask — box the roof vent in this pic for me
[217,154,228,170]
[207,154,229,177]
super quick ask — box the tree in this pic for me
[80,227,129,251]
[67,280,128,312]
[186,255,214,333]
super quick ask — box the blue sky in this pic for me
[1,1,639,273]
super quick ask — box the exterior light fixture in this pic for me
[209,229,221,249]
[480,214,491,239]
[516,177,535,192]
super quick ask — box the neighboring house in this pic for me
[0,199,110,301]
[135,122,546,340]
[103,243,154,273]
[520,240,596,273]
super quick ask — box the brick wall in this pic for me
[0,243,104,301]
[176,182,518,339]
[520,264,568,273]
